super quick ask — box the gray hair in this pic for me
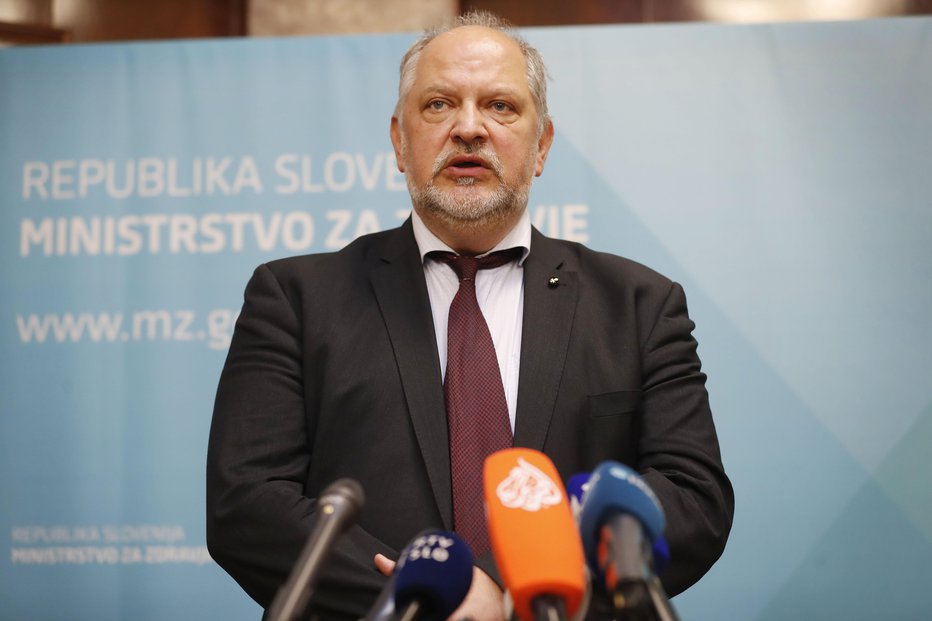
[395,11,551,137]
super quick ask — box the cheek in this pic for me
[408,134,449,174]
[411,148,438,176]
[504,140,543,178]
[403,153,438,187]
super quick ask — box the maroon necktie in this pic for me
[432,248,522,557]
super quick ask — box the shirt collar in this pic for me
[411,208,532,265]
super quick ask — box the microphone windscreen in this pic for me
[484,448,586,621]
[319,477,365,523]
[393,530,473,621]
[578,461,665,572]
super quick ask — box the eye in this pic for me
[428,100,447,111]
[491,101,512,113]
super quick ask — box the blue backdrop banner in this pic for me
[2,16,931,620]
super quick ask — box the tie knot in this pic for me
[430,248,522,282]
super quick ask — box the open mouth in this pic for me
[448,155,487,169]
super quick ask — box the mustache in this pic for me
[431,145,505,179]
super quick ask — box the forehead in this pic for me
[412,26,529,95]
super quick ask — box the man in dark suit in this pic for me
[207,11,733,621]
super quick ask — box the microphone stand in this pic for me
[532,594,567,621]
[604,517,681,621]
[645,577,680,621]
[268,507,346,621]
[267,480,364,621]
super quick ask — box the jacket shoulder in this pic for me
[538,234,675,290]
[261,225,407,282]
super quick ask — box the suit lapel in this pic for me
[368,221,453,529]
[514,230,578,450]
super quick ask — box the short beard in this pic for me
[406,143,531,231]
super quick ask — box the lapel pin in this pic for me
[548,277,560,288]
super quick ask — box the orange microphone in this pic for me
[483,448,587,621]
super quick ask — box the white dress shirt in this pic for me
[411,209,530,432]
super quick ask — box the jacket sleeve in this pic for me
[206,263,393,620]
[636,281,735,596]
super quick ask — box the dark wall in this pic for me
[460,0,932,25]
[0,0,244,45]
[2,0,932,46]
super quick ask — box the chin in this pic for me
[428,196,524,232]
[410,174,530,231]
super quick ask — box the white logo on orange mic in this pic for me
[496,457,562,511]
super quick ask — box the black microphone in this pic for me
[267,478,365,621]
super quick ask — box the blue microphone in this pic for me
[391,530,474,621]
[569,470,669,575]
[578,462,680,620]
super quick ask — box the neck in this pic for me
[415,207,523,256]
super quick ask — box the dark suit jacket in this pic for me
[206,220,734,620]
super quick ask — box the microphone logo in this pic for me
[606,465,661,508]
[398,533,456,568]
[496,457,562,511]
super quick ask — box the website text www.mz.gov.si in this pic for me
[15,309,239,350]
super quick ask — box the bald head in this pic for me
[395,11,550,137]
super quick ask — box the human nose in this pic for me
[450,102,488,146]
